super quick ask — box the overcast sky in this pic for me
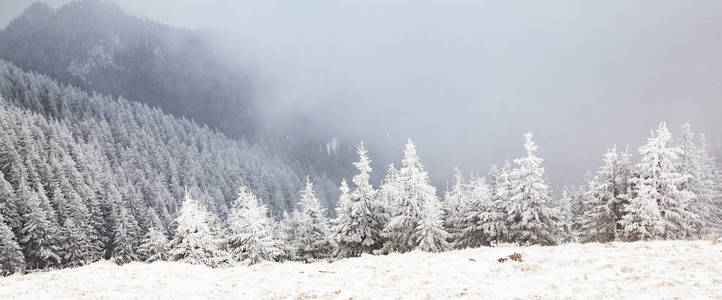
[3,0,722,190]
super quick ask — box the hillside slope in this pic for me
[1,240,720,299]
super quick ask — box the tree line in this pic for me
[0,59,721,274]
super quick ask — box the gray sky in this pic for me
[3,0,722,190]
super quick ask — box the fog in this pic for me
[4,0,722,189]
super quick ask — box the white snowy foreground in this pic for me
[1,240,721,299]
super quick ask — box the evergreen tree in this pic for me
[0,213,25,276]
[454,174,497,248]
[17,180,61,269]
[417,194,450,252]
[619,177,665,241]
[111,198,139,265]
[580,146,630,243]
[556,189,575,243]
[383,140,448,252]
[0,172,21,235]
[293,178,333,262]
[678,125,719,236]
[169,190,224,267]
[139,226,170,263]
[333,143,384,257]
[507,133,558,245]
[60,218,96,267]
[278,211,299,261]
[442,167,465,242]
[630,123,697,240]
[332,179,353,257]
[226,185,280,265]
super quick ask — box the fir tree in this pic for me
[678,125,719,236]
[442,167,465,242]
[18,180,62,269]
[226,185,280,265]
[0,213,25,276]
[507,133,559,246]
[293,178,333,262]
[619,177,664,241]
[455,174,497,248]
[169,190,224,267]
[630,123,697,240]
[417,194,450,252]
[139,226,170,262]
[580,146,630,243]
[384,140,448,252]
[111,199,139,265]
[333,143,384,257]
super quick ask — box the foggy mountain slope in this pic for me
[0,1,256,141]
[0,59,304,256]
[0,0,357,205]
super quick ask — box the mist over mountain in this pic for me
[0,1,256,140]
[0,0,358,206]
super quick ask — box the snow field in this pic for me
[1,240,720,299]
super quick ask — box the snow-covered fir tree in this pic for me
[108,187,140,265]
[442,167,465,241]
[454,174,497,248]
[332,179,353,257]
[628,123,697,240]
[277,211,299,261]
[333,143,385,257]
[698,134,722,234]
[17,179,62,269]
[293,177,333,262]
[619,176,665,241]
[507,133,559,246]
[556,189,576,243]
[0,172,21,237]
[139,226,170,263]
[580,146,632,243]
[383,140,449,252]
[169,190,224,267]
[417,193,450,252]
[0,213,25,276]
[677,125,719,236]
[226,185,280,265]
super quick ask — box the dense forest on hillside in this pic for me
[0,0,358,204]
[0,60,308,270]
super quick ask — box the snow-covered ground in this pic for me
[1,240,720,299]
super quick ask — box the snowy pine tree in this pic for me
[556,189,576,243]
[619,176,665,241]
[0,213,25,276]
[629,123,697,240]
[293,177,333,262]
[507,133,559,245]
[383,140,449,252]
[580,146,631,243]
[677,125,719,236]
[169,190,224,267]
[417,193,450,252]
[17,180,62,269]
[442,167,465,242]
[333,143,385,257]
[226,185,280,265]
[139,226,170,262]
[454,174,498,248]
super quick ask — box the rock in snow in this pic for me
[1,240,720,299]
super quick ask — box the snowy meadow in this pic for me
[1,240,720,299]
